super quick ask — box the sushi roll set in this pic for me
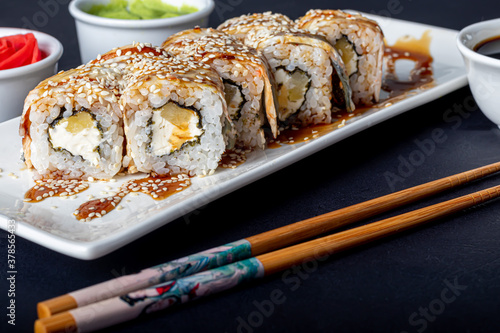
[19,9,385,181]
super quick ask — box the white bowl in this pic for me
[0,28,63,123]
[69,0,215,63]
[457,18,500,128]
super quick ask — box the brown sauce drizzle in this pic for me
[219,148,251,169]
[270,30,435,147]
[24,179,89,202]
[74,174,191,221]
[382,30,434,97]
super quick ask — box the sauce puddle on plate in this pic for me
[23,151,250,223]
[24,175,191,221]
[219,149,251,169]
[24,179,89,202]
[74,174,191,221]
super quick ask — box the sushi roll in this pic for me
[20,66,125,180]
[218,12,354,126]
[99,44,230,177]
[20,43,230,179]
[296,9,385,105]
[162,27,278,149]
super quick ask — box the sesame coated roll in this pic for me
[218,12,355,126]
[99,44,229,177]
[20,65,125,180]
[162,27,279,149]
[296,10,385,105]
[20,43,230,179]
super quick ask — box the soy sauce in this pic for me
[474,35,500,60]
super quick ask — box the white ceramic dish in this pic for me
[456,18,500,128]
[0,13,467,260]
[69,0,215,63]
[0,27,63,123]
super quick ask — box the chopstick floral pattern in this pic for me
[122,259,264,317]
[66,259,265,332]
[150,239,254,284]
[69,239,254,308]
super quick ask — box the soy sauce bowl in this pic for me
[457,18,500,128]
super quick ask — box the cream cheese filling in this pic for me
[150,102,203,156]
[48,111,102,166]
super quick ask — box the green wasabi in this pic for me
[86,0,198,20]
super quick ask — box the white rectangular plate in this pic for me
[0,13,467,260]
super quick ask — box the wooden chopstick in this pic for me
[37,161,500,319]
[246,160,500,255]
[35,182,500,333]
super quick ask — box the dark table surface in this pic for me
[2,0,500,332]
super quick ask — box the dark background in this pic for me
[2,0,500,332]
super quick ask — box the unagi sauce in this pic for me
[74,174,191,221]
[24,179,89,202]
[218,149,250,169]
[25,174,191,221]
